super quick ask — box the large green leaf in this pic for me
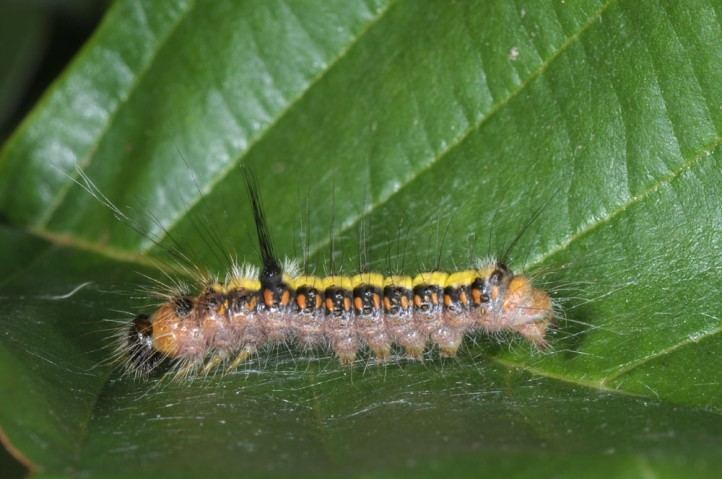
[1,0,722,477]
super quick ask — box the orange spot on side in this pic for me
[444,294,452,307]
[315,294,322,309]
[459,290,468,305]
[343,297,351,312]
[354,297,363,312]
[297,293,307,310]
[383,297,392,311]
[401,295,409,309]
[281,290,290,306]
[413,295,422,308]
[325,298,334,311]
[263,289,275,307]
[471,288,482,305]
[372,293,380,309]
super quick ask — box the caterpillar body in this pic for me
[116,170,555,379]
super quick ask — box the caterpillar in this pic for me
[113,168,555,380]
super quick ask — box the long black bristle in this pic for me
[242,166,282,281]
[500,199,549,265]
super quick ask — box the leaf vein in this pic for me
[306,0,618,259]
[148,0,399,250]
[37,0,198,228]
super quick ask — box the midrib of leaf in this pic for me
[603,325,722,384]
[36,0,197,228]
[530,133,722,273]
[491,356,627,394]
[491,352,722,419]
[26,226,173,271]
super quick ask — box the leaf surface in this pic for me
[1,0,721,477]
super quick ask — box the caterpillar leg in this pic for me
[229,345,257,369]
[400,334,425,361]
[171,358,204,381]
[360,330,392,362]
[432,326,464,358]
[337,353,356,366]
[404,348,424,361]
[202,354,226,376]
[333,338,359,366]
[514,319,551,349]
[369,342,391,362]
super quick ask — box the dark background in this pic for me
[0,0,107,141]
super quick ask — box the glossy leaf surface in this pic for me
[1,1,721,477]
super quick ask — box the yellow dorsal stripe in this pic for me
[221,269,490,294]
[383,275,412,289]
[225,278,261,291]
[412,272,449,287]
[446,270,477,287]
[350,273,385,289]
[321,275,353,290]
[290,275,323,290]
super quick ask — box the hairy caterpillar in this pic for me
[101,167,556,380]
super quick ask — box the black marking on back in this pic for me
[353,284,382,317]
[413,284,443,314]
[500,201,549,265]
[325,287,351,318]
[383,285,411,316]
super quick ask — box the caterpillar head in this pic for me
[502,272,554,347]
[124,314,165,378]
[476,260,554,347]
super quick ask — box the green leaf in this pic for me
[1,0,722,477]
